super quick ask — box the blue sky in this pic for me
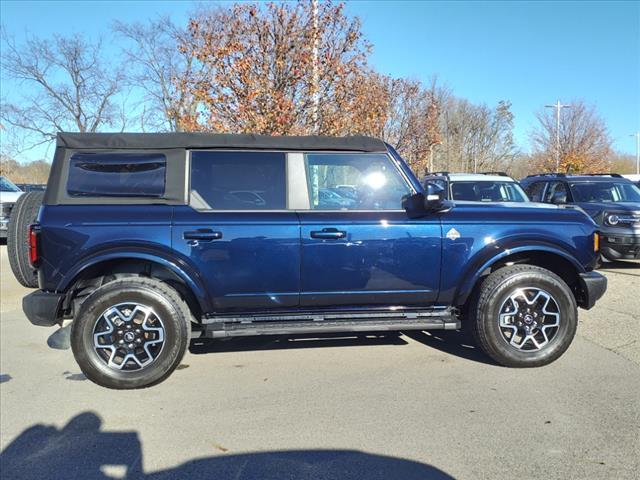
[1,0,639,161]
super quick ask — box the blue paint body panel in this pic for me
[298,211,441,307]
[171,207,300,312]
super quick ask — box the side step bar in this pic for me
[200,309,460,339]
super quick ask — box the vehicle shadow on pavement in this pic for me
[403,330,496,366]
[0,412,455,480]
[599,260,640,277]
[189,332,408,355]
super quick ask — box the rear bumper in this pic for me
[578,271,607,310]
[22,290,65,326]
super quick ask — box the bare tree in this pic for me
[0,29,125,152]
[436,98,517,173]
[381,77,448,175]
[531,99,611,173]
[113,17,196,132]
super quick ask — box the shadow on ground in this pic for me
[189,330,495,366]
[189,332,409,355]
[403,330,495,366]
[599,259,640,277]
[0,412,454,480]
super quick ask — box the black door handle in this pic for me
[183,230,222,242]
[310,228,346,239]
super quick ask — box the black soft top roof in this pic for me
[56,132,387,152]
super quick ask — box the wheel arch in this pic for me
[455,246,586,311]
[58,252,210,321]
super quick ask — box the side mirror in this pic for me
[402,183,447,218]
[424,182,446,210]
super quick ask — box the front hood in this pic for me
[576,202,640,226]
[576,201,640,215]
[0,191,23,205]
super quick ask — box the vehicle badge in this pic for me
[446,228,461,241]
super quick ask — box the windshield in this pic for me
[570,182,640,203]
[451,181,528,202]
[0,177,22,193]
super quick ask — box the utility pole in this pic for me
[545,100,571,171]
[632,132,640,175]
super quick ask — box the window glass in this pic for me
[570,182,640,203]
[190,151,286,210]
[526,181,546,202]
[0,177,21,193]
[305,153,411,210]
[543,182,569,203]
[451,181,528,202]
[67,153,166,197]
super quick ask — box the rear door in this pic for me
[172,151,300,313]
[298,152,442,308]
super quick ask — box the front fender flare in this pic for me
[453,244,587,308]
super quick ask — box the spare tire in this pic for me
[7,191,44,288]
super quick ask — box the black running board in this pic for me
[201,309,459,339]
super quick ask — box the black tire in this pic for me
[7,191,44,288]
[71,277,192,389]
[470,264,577,368]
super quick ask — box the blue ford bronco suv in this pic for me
[22,133,607,389]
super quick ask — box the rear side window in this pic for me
[190,151,286,210]
[67,152,166,197]
[526,181,546,202]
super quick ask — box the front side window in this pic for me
[543,181,569,203]
[305,153,411,210]
[67,152,166,197]
[190,151,286,210]
[570,182,640,203]
[451,181,528,202]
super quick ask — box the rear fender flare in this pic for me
[57,250,211,314]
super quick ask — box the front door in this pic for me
[299,152,442,308]
[172,151,300,312]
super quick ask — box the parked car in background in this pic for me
[20,132,606,389]
[0,176,24,239]
[521,173,640,261]
[421,172,530,203]
[15,183,47,192]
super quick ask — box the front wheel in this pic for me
[71,277,192,389]
[470,265,577,367]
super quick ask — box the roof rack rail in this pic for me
[480,171,509,176]
[525,172,567,178]
[424,171,449,177]
[582,173,623,178]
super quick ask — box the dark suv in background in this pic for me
[521,173,640,261]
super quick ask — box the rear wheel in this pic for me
[470,265,577,367]
[71,277,192,389]
[7,191,44,288]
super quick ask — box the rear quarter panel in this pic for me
[37,205,174,291]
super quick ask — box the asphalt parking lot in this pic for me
[0,244,638,480]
